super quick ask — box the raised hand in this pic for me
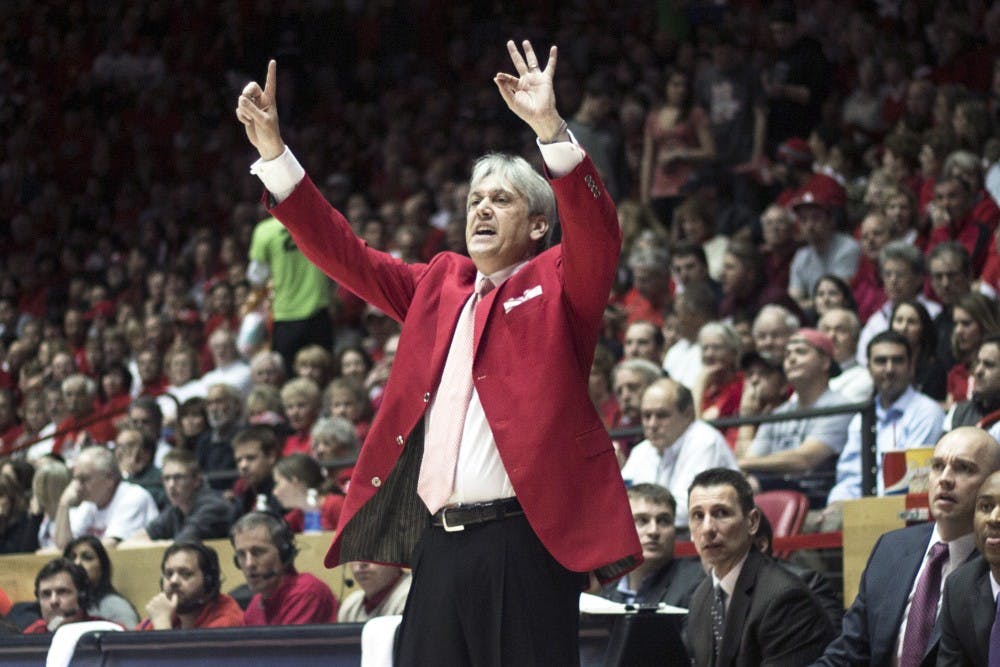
[494,40,566,142]
[236,60,285,161]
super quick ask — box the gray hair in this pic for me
[943,149,984,182]
[250,350,286,375]
[61,374,96,397]
[879,239,925,276]
[627,245,670,275]
[613,358,664,385]
[311,416,359,451]
[821,307,861,338]
[78,445,120,479]
[698,321,743,358]
[469,153,558,247]
[753,304,800,336]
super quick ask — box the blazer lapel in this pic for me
[972,565,994,665]
[473,276,500,356]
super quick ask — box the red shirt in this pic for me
[701,372,744,420]
[947,363,972,404]
[927,211,991,275]
[243,569,338,626]
[137,593,244,630]
[851,256,885,324]
[282,430,312,457]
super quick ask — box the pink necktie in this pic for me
[899,541,948,666]
[418,278,493,513]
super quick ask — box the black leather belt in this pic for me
[430,497,523,532]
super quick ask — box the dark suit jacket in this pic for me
[813,522,956,667]
[938,555,993,666]
[602,557,705,608]
[687,549,835,666]
[268,156,641,580]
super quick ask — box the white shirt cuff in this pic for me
[537,129,585,178]
[249,146,306,204]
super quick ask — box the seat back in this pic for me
[755,489,809,559]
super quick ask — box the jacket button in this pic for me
[372,477,382,487]
[423,392,430,402]
[396,435,405,446]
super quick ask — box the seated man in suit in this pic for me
[601,483,704,607]
[139,541,244,630]
[937,468,1000,665]
[814,426,1000,666]
[686,468,834,666]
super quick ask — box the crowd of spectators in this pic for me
[2,0,1000,651]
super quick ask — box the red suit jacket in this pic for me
[268,156,640,581]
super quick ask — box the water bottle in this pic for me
[303,488,322,533]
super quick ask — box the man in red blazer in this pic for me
[236,40,640,664]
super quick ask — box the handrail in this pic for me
[609,398,879,498]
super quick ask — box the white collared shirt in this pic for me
[712,551,750,614]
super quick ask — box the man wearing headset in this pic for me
[139,541,244,630]
[23,558,100,633]
[230,512,338,625]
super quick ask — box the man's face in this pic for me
[720,253,749,295]
[859,214,892,261]
[350,561,402,597]
[631,497,676,568]
[929,429,997,532]
[162,549,209,614]
[753,315,790,363]
[163,461,199,509]
[640,384,691,452]
[631,267,668,302]
[868,341,913,404]
[208,333,235,366]
[115,430,152,477]
[73,457,117,507]
[818,310,857,363]
[137,351,162,384]
[671,254,707,287]
[929,254,970,306]
[205,389,238,429]
[62,383,92,419]
[465,174,547,275]
[234,441,276,487]
[128,407,160,441]
[233,525,284,597]
[312,436,352,462]
[934,179,971,222]
[782,339,827,387]
[797,205,832,245]
[760,207,792,247]
[613,369,650,422]
[624,323,660,363]
[283,395,319,432]
[881,258,922,303]
[974,343,1000,402]
[689,484,758,578]
[974,473,1000,575]
[37,572,82,624]
[744,362,787,406]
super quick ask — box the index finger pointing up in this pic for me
[264,59,277,101]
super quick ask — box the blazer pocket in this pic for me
[575,424,613,457]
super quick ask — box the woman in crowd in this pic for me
[947,292,1000,405]
[810,274,858,327]
[63,535,139,627]
[694,322,744,422]
[272,453,344,533]
[311,416,359,495]
[889,299,948,402]
[336,345,373,389]
[174,397,209,452]
[32,456,71,550]
[324,377,372,444]
[639,66,714,227]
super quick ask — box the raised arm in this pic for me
[494,40,568,144]
[235,60,285,161]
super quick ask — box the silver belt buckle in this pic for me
[441,507,465,532]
